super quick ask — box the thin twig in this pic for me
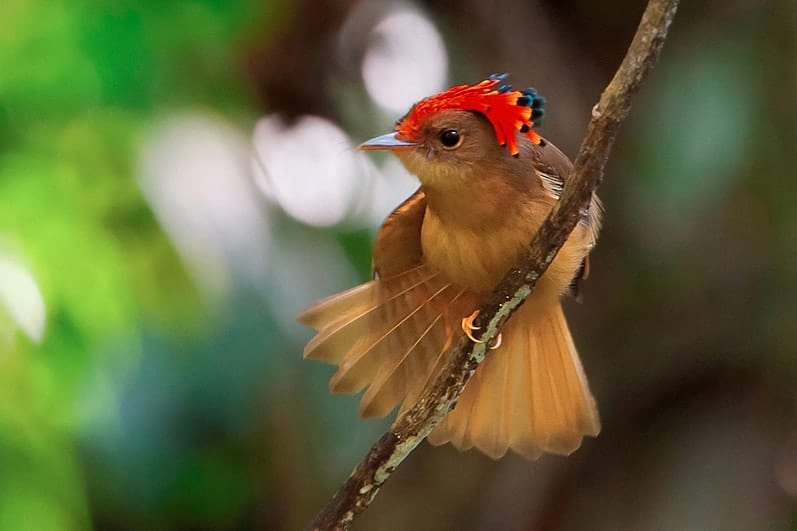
[307,0,680,529]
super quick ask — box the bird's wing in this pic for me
[567,257,590,301]
[529,138,571,201]
[530,138,602,300]
[298,187,478,419]
[372,187,426,278]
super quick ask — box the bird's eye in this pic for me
[438,129,461,149]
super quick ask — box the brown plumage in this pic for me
[298,78,601,459]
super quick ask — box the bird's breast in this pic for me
[420,207,534,293]
[420,202,594,302]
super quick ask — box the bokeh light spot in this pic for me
[361,10,448,113]
[252,115,363,227]
[139,113,272,299]
[0,255,46,344]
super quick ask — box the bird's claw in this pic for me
[489,333,502,350]
[461,310,481,342]
[461,310,502,350]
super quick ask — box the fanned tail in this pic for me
[298,265,475,419]
[428,303,600,459]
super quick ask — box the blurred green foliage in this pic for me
[0,1,276,528]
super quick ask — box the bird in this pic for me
[298,74,602,460]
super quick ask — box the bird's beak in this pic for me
[358,132,418,151]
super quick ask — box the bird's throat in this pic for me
[421,180,522,231]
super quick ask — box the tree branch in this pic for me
[307,0,680,528]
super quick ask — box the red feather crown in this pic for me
[395,74,546,156]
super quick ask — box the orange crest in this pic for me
[395,74,546,156]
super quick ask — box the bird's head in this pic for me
[359,74,546,191]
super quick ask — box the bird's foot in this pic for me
[461,310,502,350]
[461,311,481,342]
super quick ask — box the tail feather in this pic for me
[448,369,480,451]
[509,320,540,459]
[428,303,599,459]
[468,351,509,459]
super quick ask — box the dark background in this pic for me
[0,0,795,529]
